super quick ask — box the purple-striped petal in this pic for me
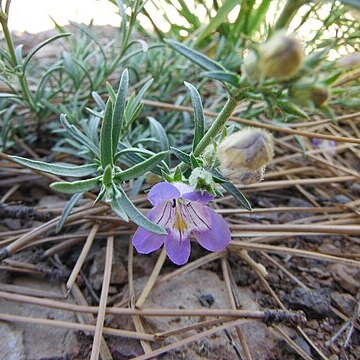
[165,234,191,265]
[193,207,231,251]
[148,182,180,206]
[132,226,166,254]
[132,206,168,254]
[173,182,213,204]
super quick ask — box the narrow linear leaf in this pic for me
[165,39,225,72]
[112,68,129,154]
[219,179,252,211]
[117,188,167,234]
[194,0,238,45]
[91,91,106,110]
[170,147,192,166]
[50,176,101,194]
[110,187,129,221]
[114,151,167,182]
[202,71,241,87]
[184,82,205,151]
[148,117,170,164]
[60,114,100,157]
[103,164,113,187]
[221,182,251,211]
[23,33,71,73]
[100,99,114,168]
[56,193,83,233]
[11,156,98,177]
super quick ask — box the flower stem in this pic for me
[274,0,307,30]
[176,90,244,173]
[193,95,239,157]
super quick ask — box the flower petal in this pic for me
[132,226,166,254]
[193,207,231,251]
[148,182,180,206]
[165,234,191,265]
[174,182,213,204]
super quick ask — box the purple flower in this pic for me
[311,138,336,157]
[132,182,231,265]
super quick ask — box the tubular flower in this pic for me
[132,182,231,265]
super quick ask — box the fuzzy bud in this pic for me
[243,31,304,81]
[289,80,330,108]
[221,166,265,185]
[336,52,360,69]
[218,128,274,172]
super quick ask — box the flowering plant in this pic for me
[133,182,231,265]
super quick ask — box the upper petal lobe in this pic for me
[148,182,180,206]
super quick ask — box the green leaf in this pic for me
[194,0,239,45]
[0,93,20,99]
[184,82,205,151]
[23,33,71,74]
[56,193,83,233]
[110,196,129,221]
[100,99,114,168]
[165,39,225,72]
[148,117,170,164]
[116,188,167,234]
[11,156,98,177]
[216,174,251,211]
[202,71,241,87]
[50,176,101,194]
[277,100,309,119]
[112,68,129,154]
[170,147,191,166]
[339,0,360,10]
[114,151,168,182]
[102,164,113,187]
[173,167,183,182]
[92,91,105,110]
[60,114,100,157]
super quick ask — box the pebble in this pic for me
[285,287,331,319]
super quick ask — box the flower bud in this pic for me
[189,168,216,195]
[243,31,304,81]
[336,52,360,69]
[218,128,274,172]
[221,166,265,185]
[312,138,336,157]
[289,80,330,108]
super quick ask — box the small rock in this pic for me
[330,264,359,295]
[89,247,127,290]
[285,335,312,357]
[285,287,331,319]
[0,277,78,359]
[330,292,356,317]
[334,195,351,204]
[318,243,340,255]
[131,270,281,360]
[0,323,25,360]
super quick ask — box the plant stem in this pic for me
[177,91,243,173]
[193,95,239,157]
[274,0,307,30]
[0,13,36,111]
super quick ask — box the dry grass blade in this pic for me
[229,241,360,266]
[70,284,113,360]
[90,236,114,360]
[142,100,360,144]
[66,224,99,295]
[221,256,253,360]
[0,312,154,340]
